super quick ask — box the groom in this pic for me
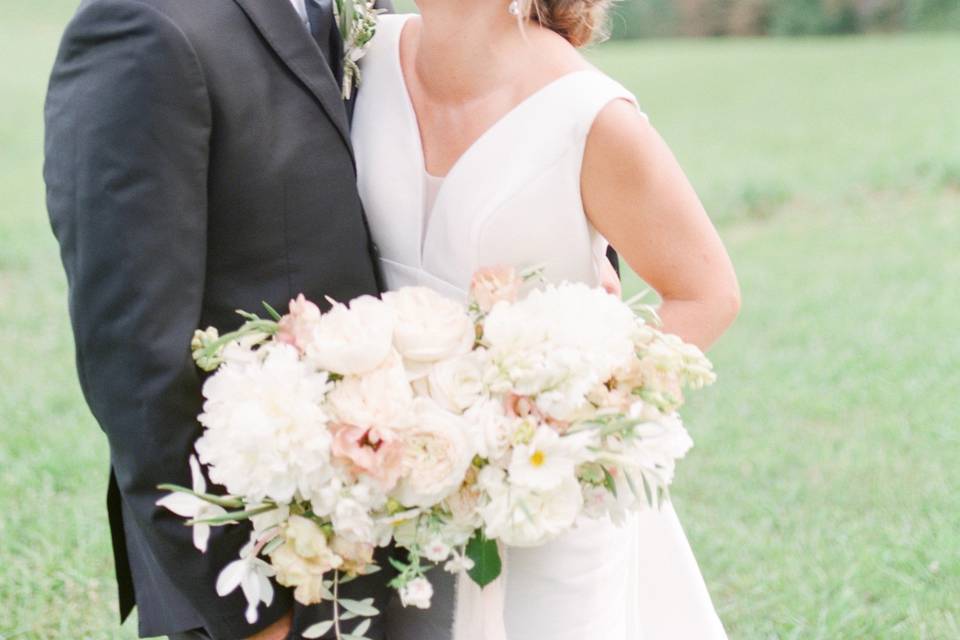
[43,0,403,638]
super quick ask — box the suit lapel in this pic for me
[233,0,353,163]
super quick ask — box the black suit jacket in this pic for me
[44,0,389,637]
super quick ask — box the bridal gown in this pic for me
[352,15,728,640]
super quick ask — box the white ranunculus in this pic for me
[195,343,335,503]
[327,350,414,429]
[427,350,486,414]
[462,398,513,462]
[304,295,395,375]
[392,398,477,508]
[507,426,595,492]
[382,287,475,373]
[480,472,583,547]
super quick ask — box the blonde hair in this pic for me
[522,0,614,48]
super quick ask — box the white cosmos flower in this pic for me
[156,456,227,552]
[216,537,276,624]
[507,426,594,492]
[304,295,395,375]
[392,398,476,508]
[382,287,475,375]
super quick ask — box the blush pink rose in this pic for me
[469,266,523,313]
[331,423,404,491]
[276,294,321,352]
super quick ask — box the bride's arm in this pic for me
[582,100,741,351]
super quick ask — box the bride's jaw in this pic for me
[409,0,539,101]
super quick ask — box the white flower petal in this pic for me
[192,523,211,553]
[156,493,202,519]
[189,455,207,494]
[216,558,247,596]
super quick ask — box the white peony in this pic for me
[427,350,487,414]
[392,398,477,508]
[479,466,583,547]
[382,287,475,374]
[327,350,414,429]
[303,295,395,375]
[507,426,595,492]
[482,283,637,421]
[195,343,335,503]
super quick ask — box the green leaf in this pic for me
[156,484,245,509]
[601,465,618,497]
[261,535,285,556]
[466,530,502,588]
[339,597,379,616]
[185,504,277,526]
[303,620,334,638]
[262,301,283,321]
[352,618,372,637]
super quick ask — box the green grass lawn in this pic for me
[2,3,958,639]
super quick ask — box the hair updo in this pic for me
[523,0,613,48]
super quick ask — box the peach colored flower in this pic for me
[469,266,523,313]
[331,423,404,491]
[276,294,321,352]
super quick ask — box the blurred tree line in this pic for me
[609,0,960,37]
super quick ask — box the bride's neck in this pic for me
[411,3,528,102]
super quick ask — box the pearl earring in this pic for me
[508,0,521,16]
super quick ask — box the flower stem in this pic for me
[333,570,342,639]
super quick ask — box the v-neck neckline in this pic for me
[392,16,593,265]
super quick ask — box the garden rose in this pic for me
[382,287,474,372]
[469,265,523,312]
[392,398,476,508]
[331,423,404,492]
[304,295,395,375]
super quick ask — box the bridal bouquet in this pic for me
[158,267,715,638]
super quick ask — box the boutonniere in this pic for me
[334,0,383,100]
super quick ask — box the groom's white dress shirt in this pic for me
[288,0,310,27]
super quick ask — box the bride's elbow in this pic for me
[718,280,742,327]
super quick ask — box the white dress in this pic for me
[352,15,728,640]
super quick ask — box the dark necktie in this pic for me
[305,0,344,87]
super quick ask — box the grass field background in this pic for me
[1,3,958,639]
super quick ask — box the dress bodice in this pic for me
[352,15,728,640]
[352,14,645,301]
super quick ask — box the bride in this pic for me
[352,1,741,638]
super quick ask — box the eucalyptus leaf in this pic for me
[339,597,379,616]
[352,619,372,637]
[302,620,334,639]
[466,531,502,588]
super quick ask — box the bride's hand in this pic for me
[246,610,292,640]
[598,255,622,298]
